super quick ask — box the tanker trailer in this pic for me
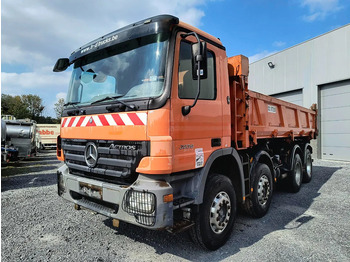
[1,120,19,163]
[5,119,37,159]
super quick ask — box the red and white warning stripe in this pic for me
[61,112,147,127]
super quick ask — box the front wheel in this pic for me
[190,174,236,250]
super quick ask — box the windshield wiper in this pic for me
[91,95,136,111]
[64,102,82,116]
[64,102,80,107]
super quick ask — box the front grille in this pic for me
[62,139,149,184]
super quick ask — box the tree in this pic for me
[1,94,30,119]
[54,98,65,120]
[36,115,60,124]
[1,94,45,121]
[1,94,12,113]
[22,94,45,120]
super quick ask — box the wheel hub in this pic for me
[209,191,231,234]
[257,175,270,206]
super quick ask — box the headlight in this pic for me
[122,190,156,226]
[123,190,155,214]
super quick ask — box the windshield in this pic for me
[66,35,169,106]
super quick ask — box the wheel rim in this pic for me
[257,175,270,206]
[209,191,231,234]
[306,156,312,177]
[295,161,302,186]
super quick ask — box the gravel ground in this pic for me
[1,152,350,262]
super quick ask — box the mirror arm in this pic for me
[190,60,201,109]
[182,59,201,116]
[181,32,203,116]
[181,32,200,46]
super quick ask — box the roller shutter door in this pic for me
[320,80,350,161]
[272,89,303,106]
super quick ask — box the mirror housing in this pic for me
[192,41,207,80]
[53,58,70,72]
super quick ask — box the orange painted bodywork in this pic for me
[60,103,173,174]
[60,113,148,141]
[169,27,230,173]
[247,91,316,143]
[228,55,317,149]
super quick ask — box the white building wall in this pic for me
[249,24,350,108]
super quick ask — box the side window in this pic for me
[178,41,216,100]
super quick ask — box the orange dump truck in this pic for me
[54,15,317,250]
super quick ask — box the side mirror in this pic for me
[53,58,70,72]
[192,41,207,80]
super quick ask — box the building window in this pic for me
[178,41,216,100]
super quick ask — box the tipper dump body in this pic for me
[228,55,317,149]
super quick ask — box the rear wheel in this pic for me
[243,163,273,218]
[289,154,303,193]
[190,174,236,250]
[303,149,312,183]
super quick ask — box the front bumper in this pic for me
[57,164,173,229]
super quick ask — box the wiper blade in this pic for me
[91,95,136,110]
[64,102,82,116]
[64,102,80,107]
[90,95,124,105]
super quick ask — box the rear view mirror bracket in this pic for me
[180,32,208,116]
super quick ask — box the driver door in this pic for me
[170,32,224,173]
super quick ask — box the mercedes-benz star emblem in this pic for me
[84,142,98,168]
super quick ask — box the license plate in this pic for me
[79,182,102,199]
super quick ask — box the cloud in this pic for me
[2,68,70,94]
[2,0,208,69]
[300,0,343,22]
[1,68,71,117]
[273,41,286,48]
[2,0,211,117]
[56,92,67,101]
[249,50,278,63]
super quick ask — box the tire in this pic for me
[189,174,236,250]
[303,149,312,183]
[288,153,303,193]
[243,163,273,218]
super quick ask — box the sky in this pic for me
[1,0,350,117]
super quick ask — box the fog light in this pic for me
[123,190,155,214]
[122,190,156,226]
